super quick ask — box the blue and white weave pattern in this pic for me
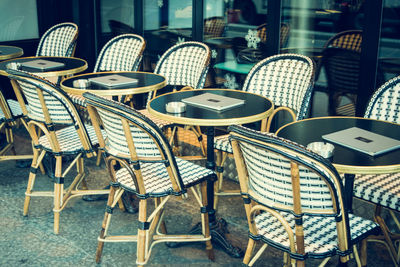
[36,22,78,57]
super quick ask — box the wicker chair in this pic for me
[138,41,211,157]
[83,92,215,266]
[213,54,314,209]
[229,125,380,266]
[36,22,79,57]
[321,47,361,116]
[352,75,400,266]
[257,22,290,48]
[0,89,32,161]
[6,69,108,234]
[204,16,226,38]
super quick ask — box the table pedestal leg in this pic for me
[205,126,243,258]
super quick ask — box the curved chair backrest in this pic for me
[83,92,186,197]
[322,47,361,95]
[153,41,211,90]
[204,16,226,38]
[257,22,290,48]
[36,22,79,57]
[364,75,400,123]
[6,69,94,156]
[93,34,146,72]
[229,125,350,255]
[323,30,362,52]
[242,53,314,121]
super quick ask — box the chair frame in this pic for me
[214,54,314,209]
[7,69,108,234]
[83,92,215,266]
[229,125,379,266]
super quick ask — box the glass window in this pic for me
[378,0,400,82]
[0,0,38,42]
[143,0,193,71]
[205,0,268,89]
[100,0,135,34]
[281,0,365,117]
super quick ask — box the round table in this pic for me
[276,116,400,211]
[148,89,274,257]
[0,56,87,78]
[61,71,166,100]
[0,45,23,61]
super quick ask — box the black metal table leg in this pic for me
[204,126,243,258]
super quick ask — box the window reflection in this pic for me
[100,0,134,34]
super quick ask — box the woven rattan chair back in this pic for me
[243,53,314,122]
[257,22,290,48]
[229,125,379,265]
[364,74,400,123]
[153,41,211,89]
[84,92,186,195]
[94,34,146,72]
[36,22,78,57]
[324,30,362,52]
[204,16,226,38]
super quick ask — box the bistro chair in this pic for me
[82,92,216,266]
[257,22,290,48]
[321,47,361,116]
[352,75,400,265]
[204,16,226,38]
[36,22,79,57]
[6,69,108,234]
[229,125,380,266]
[213,54,314,209]
[138,41,211,157]
[0,88,32,161]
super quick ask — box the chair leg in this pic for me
[243,238,257,265]
[53,155,63,234]
[360,239,367,267]
[200,181,214,260]
[96,186,122,263]
[23,149,44,216]
[214,151,228,210]
[136,198,148,266]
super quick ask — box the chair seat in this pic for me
[214,134,232,153]
[0,99,23,121]
[137,109,175,129]
[253,211,379,259]
[38,124,104,154]
[116,157,215,198]
[353,173,400,211]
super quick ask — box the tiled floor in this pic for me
[0,92,397,266]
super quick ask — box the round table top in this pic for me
[276,116,400,174]
[61,71,167,96]
[148,89,274,127]
[0,56,87,77]
[0,45,24,61]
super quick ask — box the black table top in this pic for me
[61,71,166,96]
[276,116,400,174]
[0,56,87,77]
[148,89,274,127]
[0,45,23,61]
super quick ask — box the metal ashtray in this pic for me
[73,79,90,88]
[166,102,186,114]
[307,142,335,158]
[6,62,21,70]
